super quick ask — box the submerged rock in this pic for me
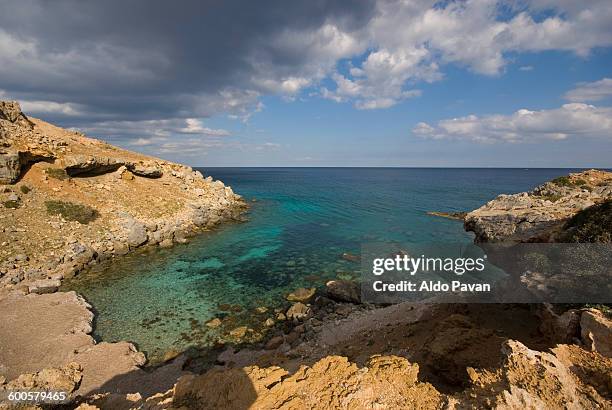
[286,287,316,303]
[205,318,222,328]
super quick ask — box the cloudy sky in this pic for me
[1,0,611,167]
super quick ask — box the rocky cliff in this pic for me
[464,169,612,242]
[0,101,246,294]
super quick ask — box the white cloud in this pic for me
[20,100,83,116]
[79,118,231,141]
[564,78,612,102]
[321,0,612,109]
[413,103,612,143]
[519,65,534,71]
[179,118,230,136]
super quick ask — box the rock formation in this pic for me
[464,169,612,242]
[0,101,246,294]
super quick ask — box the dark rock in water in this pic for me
[341,252,360,262]
[427,211,467,221]
[326,280,361,304]
[265,335,284,350]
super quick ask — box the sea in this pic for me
[61,168,584,362]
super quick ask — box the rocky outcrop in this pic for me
[0,100,246,293]
[0,101,34,128]
[168,355,443,409]
[0,292,146,387]
[464,170,612,242]
[90,338,610,409]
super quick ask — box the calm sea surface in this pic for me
[62,168,584,361]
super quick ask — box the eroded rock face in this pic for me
[0,150,20,184]
[2,362,82,395]
[580,309,612,358]
[171,355,443,409]
[0,101,33,128]
[464,170,612,242]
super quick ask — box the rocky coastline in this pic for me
[1,105,611,409]
[0,101,247,297]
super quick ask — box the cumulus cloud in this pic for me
[78,118,231,142]
[0,0,611,139]
[179,119,230,136]
[413,103,612,143]
[323,0,612,109]
[564,78,612,102]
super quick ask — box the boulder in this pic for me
[0,101,34,128]
[229,326,248,339]
[124,219,148,248]
[63,155,123,176]
[206,318,222,328]
[580,309,612,357]
[28,279,61,294]
[127,162,163,178]
[326,280,361,304]
[286,287,316,303]
[0,150,21,184]
[286,302,311,320]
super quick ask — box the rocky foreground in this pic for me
[1,106,611,410]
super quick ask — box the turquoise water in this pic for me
[61,168,582,362]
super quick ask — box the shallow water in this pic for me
[61,168,582,362]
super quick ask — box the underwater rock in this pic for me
[286,287,316,303]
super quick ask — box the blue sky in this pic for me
[1,0,611,167]
[174,49,612,167]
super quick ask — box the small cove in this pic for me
[61,168,582,363]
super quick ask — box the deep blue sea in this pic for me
[62,168,584,362]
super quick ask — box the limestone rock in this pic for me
[205,318,222,328]
[4,362,82,393]
[286,302,311,320]
[127,162,163,178]
[580,309,612,357]
[464,170,612,243]
[63,155,123,176]
[123,218,148,248]
[0,101,34,128]
[28,278,61,294]
[0,150,21,184]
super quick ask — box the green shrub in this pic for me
[561,199,612,243]
[45,200,99,224]
[574,178,587,186]
[46,168,70,180]
[2,200,20,209]
[19,185,31,194]
[552,176,572,187]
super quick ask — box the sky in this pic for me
[1,0,611,167]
